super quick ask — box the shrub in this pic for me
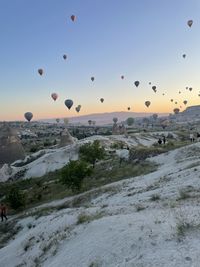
[61,160,92,192]
[6,187,26,210]
[79,140,106,167]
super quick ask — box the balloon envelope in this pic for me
[63,54,67,60]
[113,117,118,123]
[51,93,58,101]
[91,77,95,82]
[24,112,33,122]
[64,99,73,110]
[100,98,104,103]
[187,20,193,27]
[71,15,76,21]
[145,101,151,107]
[38,69,43,76]
[173,108,180,115]
[134,81,140,87]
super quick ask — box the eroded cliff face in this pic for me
[0,125,25,165]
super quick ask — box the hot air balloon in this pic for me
[189,87,192,91]
[127,107,130,111]
[170,99,173,102]
[149,82,151,85]
[175,101,178,104]
[51,93,58,101]
[162,93,165,96]
[182,54,186,58]
[152,86,157,93]
[179,91,181,94]
[38,69,43,76]
[134,81,140,87]
[145,101,151,108]
[75,106,80,113]
[113,117,118,123]
[64,99,73,110]
[24,112,33,122]
[187,20,193,27]
[91,77,95,82]
[173,108,180,115]
[56,118,60,123]
[121,75,124,80]
[183,100,187,105]
[100,98,104,103]
[71,15,76,22]
[63,54,67,60]
[186,87,188,89]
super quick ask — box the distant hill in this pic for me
[41,111,169,125]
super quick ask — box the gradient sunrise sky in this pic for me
[0,0,200,121]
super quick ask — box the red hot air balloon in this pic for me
[51,93,58,101]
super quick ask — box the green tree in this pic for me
[61,160,92,192]
[6,187,26,210]
[79,140,105,168]
[126,117,134,126]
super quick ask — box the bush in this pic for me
[61,160,92,192]
[79,140,106,167]
[6,187,26,210]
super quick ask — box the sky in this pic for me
[0,0,200,121]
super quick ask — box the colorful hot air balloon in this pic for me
[187,20,193,27]
[38,69,43,76]
[63,54,67,60]
[24,112,33,122]
[91,77,95,82]
[134,81,140,87]
[71,15,76,22]
[64,99,73,110]
[100,98,104,103]
[51,93,58,101]
[145,101,151,108]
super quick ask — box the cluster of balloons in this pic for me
[24,18,195,122]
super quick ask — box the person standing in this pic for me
[0,203,8,222]
[162,136,166,144]
[190,133,194,143]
